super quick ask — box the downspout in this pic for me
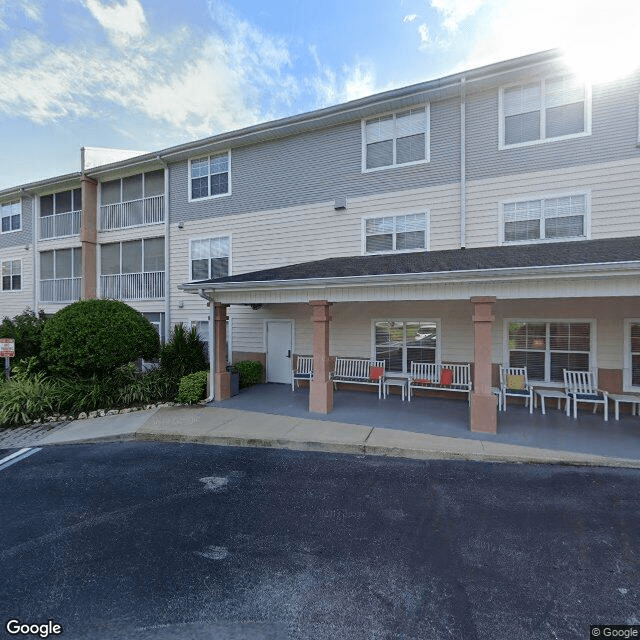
[198,288,216,402]
[157,155,170,343]
[460,75,467,249]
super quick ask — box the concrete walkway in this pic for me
[4,404,639,469]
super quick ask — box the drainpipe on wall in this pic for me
[157,155,170,343]
[460,75,467,249]
[198,289,216,402]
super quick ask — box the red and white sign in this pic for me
[0,338,15,357]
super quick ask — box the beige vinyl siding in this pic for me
[1,250,33,318]
[169,184,462,296]
[465,157,640,248]
[222,297,640,376]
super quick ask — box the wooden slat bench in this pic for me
[331,358,385,399]
[408,362,472,403]
[291,355,314,390]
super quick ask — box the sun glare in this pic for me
[561,2,640,85]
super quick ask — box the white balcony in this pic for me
[100,195,164,231]
[100,271,165,300]
[40,210,82,240]
[40,278,82,303]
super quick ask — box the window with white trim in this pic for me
[364,213,428,254]
[363,106,428,170]
[1,259,21,291]
[40,248,82,302]
[1,201,21,233]
[190,153,230,200]
[374,320,438,373]
[626,320,640,390]
[507,321,592,383]
[502,193,587,243]
[190,236,230,280]
[501,75,588,148]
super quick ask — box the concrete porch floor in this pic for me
[217,383,640,461]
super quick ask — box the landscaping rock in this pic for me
[88,411,98,419]
[106,409,119,416]
[78,412,87,420]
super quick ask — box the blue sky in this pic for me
[0,0,638,189]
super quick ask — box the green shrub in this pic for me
[176,371,208,404]
[233,360,264,388]
[0,309,48,368]
[160,323,207,382]
[41,300,160,378]
[0,372,58,427]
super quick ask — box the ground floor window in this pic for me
[143,312,165,343]
[507,320,592,382]
[374,320,437,372]
[625,320,640,389]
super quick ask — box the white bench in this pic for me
[331,358,385,399]
[291,355,314,390]
[563,369,608,421]
[408,362,472,403]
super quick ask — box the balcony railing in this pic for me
[100,271,165,300]
[40,278,82,303]
[100,195,164,231]
[40,210,82,240]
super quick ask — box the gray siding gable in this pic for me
[466,65,640,181]
[0,197,33,249]
[170,98,460,224]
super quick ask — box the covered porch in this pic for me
[219,382,640,462]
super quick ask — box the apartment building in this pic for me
[1,49,639,433]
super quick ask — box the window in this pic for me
[624,320,640,390]
[507,321,592,383]
[1,259,21,291]
[500,75,589,148]
[364,213,428,254]
[143,312,166,343]
[190,236,230,280]
[374,320,438,373]
[363,106,429,170]
[101,238,165,275]
[502,193,588,244]
[190,153,230,200]
[1,201,21,233]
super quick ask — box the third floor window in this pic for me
[500,75,589,148]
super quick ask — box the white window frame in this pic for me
[371,318,441,374]
[361,104,430,173]
[499,190,590,245]
[503,318,597,387]
[188,151,232,202]
[1,199,22,234]
[99,238,165,276]
[188,234,232,281]
[1,258,22,292]
[623,319,640,392]
[498,75,591,150]
[190,317,232,365]
[361,211,430,255]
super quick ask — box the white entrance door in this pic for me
[266,321,293,384]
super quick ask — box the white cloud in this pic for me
[85,0,147,47]
[418,23,430,49]
[308,45,377,107]
[0,0,42,29]
[430,0,486,32]
[403,14,418,23]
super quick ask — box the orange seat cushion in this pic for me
[369,366,384,381]
[440,368,454,386]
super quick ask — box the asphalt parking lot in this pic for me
[1,442,638,639]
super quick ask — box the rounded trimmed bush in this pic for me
[41,300,160,378]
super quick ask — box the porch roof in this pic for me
[181,236,640,295]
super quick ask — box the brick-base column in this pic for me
[470,296,497,433]
[214,303,231,401]
[309,300,333,414]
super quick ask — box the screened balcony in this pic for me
[100,271,165,300]
[39,189,82,240]
[39,248,82,302]
[100,170,165,231]
[40,277,82,303]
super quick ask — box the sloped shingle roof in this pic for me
[192,237,640,286]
